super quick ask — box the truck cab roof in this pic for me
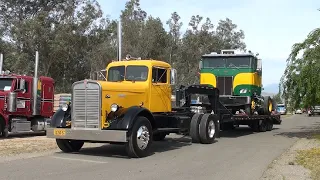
[107,59,171,69]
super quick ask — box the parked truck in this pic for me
[198,50,281,131]
[0,52,54,138]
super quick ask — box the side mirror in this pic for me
[170,68,177,85]
[19,78,25,91]
[199,60,203,70]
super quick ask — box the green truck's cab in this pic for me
[199,49,274,115]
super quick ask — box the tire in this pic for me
[153,133,166,141]
[56,139,84,152]
[0,118,8,138]
[263,96,273,115]
[190,113,203,143]
[258,120,267,132]
[125,116,153,158]
[266,119,273,131]
[199,114,218,144]
[266,118,273,131]
[251,121,259,132]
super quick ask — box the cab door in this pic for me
[15,78,32,116]
[149,66,171,112]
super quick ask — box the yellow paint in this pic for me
[37,80,41,90]
[268,100,272,112]
[200,73,216,87]
[99,60,172,129]
[251,100,255,109]
[233,72,261,89]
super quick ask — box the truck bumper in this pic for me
[46,128,128,142]
[219,95,251,106]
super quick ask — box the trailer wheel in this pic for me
[125,116,153,158]
[266,119,273,131]
[190,113,203,143]
[199,114,218,144]
[56,139,84,152]
[258,120,267,132]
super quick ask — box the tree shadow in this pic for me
[274,122,320,139]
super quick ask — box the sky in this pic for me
[97,0,319,86]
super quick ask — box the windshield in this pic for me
[0,78,13,91]
[277,105,285,111]
[107,65,148,82]
[107,66,125,82]
[202,56,252,68]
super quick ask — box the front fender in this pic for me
[50,107,71,128]
[109,106,155,130]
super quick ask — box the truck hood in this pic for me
[98,81,148,93]
[97,81,149,111]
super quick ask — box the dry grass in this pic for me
[0,136,58,157]
[296,134,320,180]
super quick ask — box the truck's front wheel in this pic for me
[125,116,153,158]
[56,139,84,152]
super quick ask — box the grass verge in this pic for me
[296,134,320,180]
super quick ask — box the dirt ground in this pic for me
[0,134,103,162]
[260,138,320,180]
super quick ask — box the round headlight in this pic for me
[111,104,119,112]
[61,104,68,111]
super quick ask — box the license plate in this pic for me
[54,129,66,136]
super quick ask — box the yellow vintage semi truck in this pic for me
[46,57,221,158]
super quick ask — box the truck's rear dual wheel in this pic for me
[250,120,267,132]
[56,139,84,152]
[125,116,153,158]
[190,113,219,144]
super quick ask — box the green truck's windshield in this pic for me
[202,56,253,68]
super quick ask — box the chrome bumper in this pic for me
[46,128,127,142]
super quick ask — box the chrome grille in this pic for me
[72,81,101,129]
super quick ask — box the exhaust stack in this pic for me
[32,51,40,115]
[0,53,3,74]
[117,19,122,61]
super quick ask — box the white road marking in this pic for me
[50,156,107,164]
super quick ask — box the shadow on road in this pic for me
[54,136,193,159]
[53,126,273,159]
[274,122,320,139]
[0,132,46,140]
[218,126,280,138]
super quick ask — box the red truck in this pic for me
[0,52,54,138]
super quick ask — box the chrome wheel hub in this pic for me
[208,120,215,138]
[136,125,150,150]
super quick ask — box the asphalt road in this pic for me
[1,114,320,180]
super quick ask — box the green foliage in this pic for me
[0,0,247,93]
[281,28,320,109]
